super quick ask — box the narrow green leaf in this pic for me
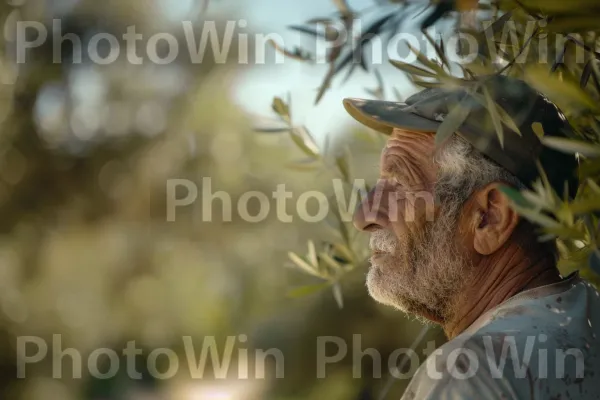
[542,137,600,158]
[315,67,334,105]
[484,10,513,35]
[512,205,562,228]
[289,131,318,158]
[254,126,290,133]
[531,122,545,139]
[581,61,593,88]
[498,186,534,208]
[296,126,320,155]
[331,0,350,14]
[435,98,471,147]
[524,66,600,114]
[389,60,436,77]
[535,160,561,208]
[422,29,449,69]
[272,97,291,122]
[522,190,554,211]
[406,43,446,76]
[288,252,321,277]
[320,251,341,271]
[412,79,443,89]
[569,197,600,215]
[482,86,505,147]
[332,243,354,264]
[307,240,318,267]
[470,92,521,135]
[587,178,600,195]
[332,282,344,309]
[288,25,324,38]
[543,226,587,241]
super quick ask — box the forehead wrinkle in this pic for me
[381,151,419,185]
[380,147,410,177]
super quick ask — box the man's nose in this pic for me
[353,185,389,232]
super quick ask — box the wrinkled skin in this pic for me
[353,128,560,338]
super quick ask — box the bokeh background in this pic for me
[0,0,447,399]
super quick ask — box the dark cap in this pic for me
[343,75,579,198]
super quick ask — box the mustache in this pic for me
[369,230,399,253]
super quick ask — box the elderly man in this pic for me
[343,76,600,399]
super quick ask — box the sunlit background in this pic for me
[0,0,446,399]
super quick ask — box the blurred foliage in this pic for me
[3,0,600,399]
[0,1,447,400]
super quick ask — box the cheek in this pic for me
[407,194,437,225]
[384,188,412,229]
[387,194,433,239]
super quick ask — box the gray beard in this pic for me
[366,205,470,324]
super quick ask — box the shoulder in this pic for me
[401,333,532,400]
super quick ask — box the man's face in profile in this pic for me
[354,128,471,323]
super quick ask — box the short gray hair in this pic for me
[434,135,525,214]
[433,135,557,259]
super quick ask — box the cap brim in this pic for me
[343,98,441,135]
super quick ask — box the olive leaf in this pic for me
[469,91,522,136]
[525,65,600,114]
[482,85,505,147]
[406,42,447,76]
[569,196,600,215]
[288,251,322,278]
[498,186,535,209]
[390,60,437,78]
[435,96,472,147]
[542,137,600,158]
[332,282,344,309]
[272,97,291,122]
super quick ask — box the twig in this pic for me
[566,34,600,60]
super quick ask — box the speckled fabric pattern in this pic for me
[402,272,600,399]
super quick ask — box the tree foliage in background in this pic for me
[0,2,441,399]
[271,0,600,294]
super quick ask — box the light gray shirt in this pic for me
[402,272,600,399]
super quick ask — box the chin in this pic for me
[366,268,437,323]
[366,261,410,312]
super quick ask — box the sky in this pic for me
[46,0,429,144]
[230,0,418,144]
[152,0,428,144]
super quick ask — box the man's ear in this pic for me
[471,183,519,255]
